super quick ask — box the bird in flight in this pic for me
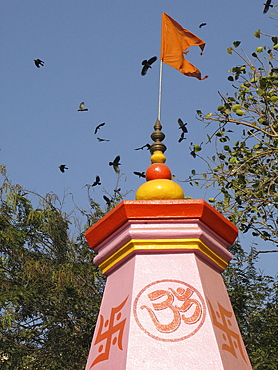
[103,195,112,206]
[134,171,146,178]
[94,122,105,134]
[78,102,88,111]
[199,23,207,28]
[34,59,44,68]
[178,118,188,143]
[59,165,68,173]
[178,118,188,133]
[141,56,157,76]
[97,137,110,142]
[263,0,273,13]
[178,131,186,143]
[92,175,101,186]
[109,155,121,173]
[134,143,151,150]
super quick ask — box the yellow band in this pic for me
[99,239,227,274]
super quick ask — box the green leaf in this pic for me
[232,104,242,112]
[254,29,261,38]
[204,113,212,119]
[229,157,239,164]
[235,109,245,116]
[227,47,233,55]
[233,41,241,48]
[270,96,278,103]
[219,153,226,160]
[193,144,202,152]
[238,174,246,183]
[208,198,216,203]
[196,109,203,116]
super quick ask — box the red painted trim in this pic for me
[85,200,238,250]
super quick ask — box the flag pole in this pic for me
[157,59,163,122]
[150,13,166,156]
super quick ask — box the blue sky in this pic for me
[1,1,277,276]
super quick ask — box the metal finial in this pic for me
[150,119,167,154]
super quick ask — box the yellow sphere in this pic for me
[136,179,184,200]
[150,151,166,163]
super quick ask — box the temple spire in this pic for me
[136,118,184,200]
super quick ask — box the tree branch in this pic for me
[230,249,278,264]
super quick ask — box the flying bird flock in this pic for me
[32,51,190,206]
[10,7,271,209]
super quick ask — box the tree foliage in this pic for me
[190,28,278,247]
[223,245,278,369]
[0,165,106,369]
[1,166,277,369]
[186,17,278,369]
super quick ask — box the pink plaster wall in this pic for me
[85,258,135,370]
[94,221,233,275]
[85,252,252,369]
[84,200,252,369]
[196,258,251,369]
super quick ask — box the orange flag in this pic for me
[160,13,208,80]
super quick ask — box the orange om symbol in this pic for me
[141,287,202,333]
